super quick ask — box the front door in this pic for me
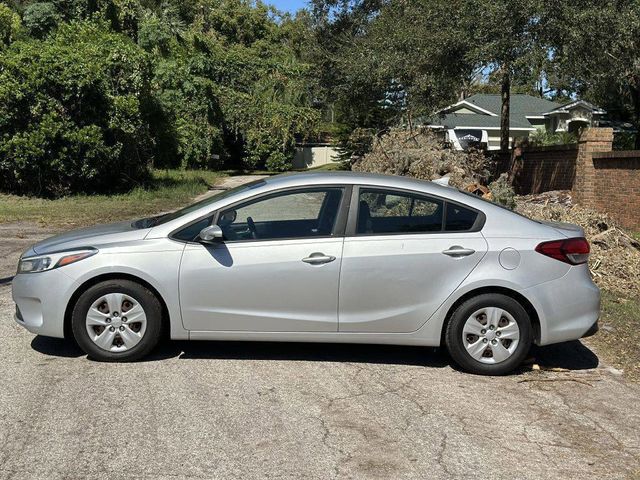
[338,187,488,333]
[179,187,346,332]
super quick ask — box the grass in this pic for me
[587,291,640,380]
[0,169,224,228]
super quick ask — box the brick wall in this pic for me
[573,128,615,206]
[490,127,640,231]
[508,144,578,194]
[590,151,640,231]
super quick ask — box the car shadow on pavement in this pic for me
[31,336,84,358]
[30,336,599,372]
[528,340,599,370]
[163,341,452,368]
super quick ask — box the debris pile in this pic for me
[352,128,492,188]
[516,191,640,296]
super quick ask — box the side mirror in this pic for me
[198,225,223,243]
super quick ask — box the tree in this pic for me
[461,0,543,151]
[544,1,640,148]
[0,21,153,196]
[22,2,60,38]
[305,0,480,158]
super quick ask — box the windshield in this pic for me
[132,179,267,229]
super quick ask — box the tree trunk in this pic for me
[500,69,511,151]
[631,77,640,150]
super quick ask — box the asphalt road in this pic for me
[1,283,639,480]
[1,175,639,479]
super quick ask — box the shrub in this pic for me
[265,151,292,172]
[0,21,153,197]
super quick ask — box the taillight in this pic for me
[535,237,590,265]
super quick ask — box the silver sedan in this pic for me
[12,172,600,375]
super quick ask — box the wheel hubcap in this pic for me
[85,293,147,352]
[462,307,520,364]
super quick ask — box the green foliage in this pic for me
[22,2,60,38]
[0,3,21,47]
[0,21,152,197]
[265,151,292,172]
[528,130,578,147]
[543,1,640,148]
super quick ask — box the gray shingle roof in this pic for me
[427,112,535,129]
[420,94,563,130]
[465,94,562,116]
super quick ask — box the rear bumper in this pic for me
[521,265,600,346]
[12,270,75,338]
[581,320,599,339]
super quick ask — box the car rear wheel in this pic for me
[71,280,162,362]
[445,293,533,375]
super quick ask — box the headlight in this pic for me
[17,249,97,274]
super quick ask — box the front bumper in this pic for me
[12,269,77,338]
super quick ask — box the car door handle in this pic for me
[442,246,476,257]
[302,252,336,265]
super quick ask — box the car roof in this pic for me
[263,171,449,193]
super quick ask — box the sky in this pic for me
[265,0,308,14]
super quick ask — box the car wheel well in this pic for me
[63,273,170,342]
[440,286,541,346]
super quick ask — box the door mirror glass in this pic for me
[198,225,224,243]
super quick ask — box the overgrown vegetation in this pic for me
[0,0,318,197]
[1,0,639,198]
[0,169,223,227]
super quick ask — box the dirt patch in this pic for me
[0,222,62,280]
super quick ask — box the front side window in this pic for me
[217,188,344,241]
[357,188,443,234]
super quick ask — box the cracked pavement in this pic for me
[1,282,639,479]
[1,175,639,479]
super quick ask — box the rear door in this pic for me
[338,186,488,333]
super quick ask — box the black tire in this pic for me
[445,293,533,375]
[71,280,163,362]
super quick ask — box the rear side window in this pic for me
[445,204,479,231]
[357,189,443,234]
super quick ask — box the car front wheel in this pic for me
[445,293,533,375]
[71,279,162,362]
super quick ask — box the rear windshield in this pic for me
[132,179,267,229]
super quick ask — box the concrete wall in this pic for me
[293,144,341,169]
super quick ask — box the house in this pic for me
[420,94,606,150]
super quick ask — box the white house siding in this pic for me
[293,144,341,169]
